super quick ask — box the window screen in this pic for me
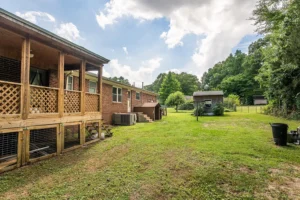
[112,87,122,102]
[136,92,140,100]
[89,81,97,93]
[67,76,73,90]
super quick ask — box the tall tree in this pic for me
[159,72,181,104]
[175,72,200,95]
[108,76,130,85]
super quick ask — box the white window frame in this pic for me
[89,81,97,93]
[112,86,122,103]
[136,92,141,100]
[66,76,73,91]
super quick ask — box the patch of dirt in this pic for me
[259,164,300,199]
[84,144,130,173]
[130,183,164,200]
[239,166,255,174]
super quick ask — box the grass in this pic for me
[1,109,300,199]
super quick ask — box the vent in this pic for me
[85,122,99,143]
[0,132,18,164]
[64,125,80,149]
[30,128,57,159]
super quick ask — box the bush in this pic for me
[194,103,204,116]
[213,103,224,116]
[224,108,231,112]
[178,101,194,110]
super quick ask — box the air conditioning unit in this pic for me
[112,113,136,125]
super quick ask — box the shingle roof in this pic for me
[193,91,224,96]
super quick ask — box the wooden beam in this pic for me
[81,122,85,145]
[80,60,86,115]
[17,131,23,167]
[57,125,62,155]
[21,37,30,120]
[98,66,103,112]
[58,52,65,117]
[64,64,80,71]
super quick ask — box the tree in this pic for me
[159,72,181,104]
[175,72,200,95]
[253,0,300,114]
[144,73,166,92]
[108,76,130,85]
[165,91,185,112]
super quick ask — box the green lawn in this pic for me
[1,109,300,200]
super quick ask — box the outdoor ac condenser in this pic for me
[113,113,137,125]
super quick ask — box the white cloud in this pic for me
[16,11,82,42]
[54,23,82,42]
[166,69,181,74]
[108,57,162,85]
[122,47,128,55]
[96,0,257,76]
[103,68,111,77]
[15,11,55,24]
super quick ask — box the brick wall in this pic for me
[49,70,58,88]
[102,83,128,124]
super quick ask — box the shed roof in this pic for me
[193,91,224,96]
[138,102,160,108]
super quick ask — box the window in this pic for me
[89,81,97,93]
[136,92,140,100]
[66,76,73,90]
[112,87,122,102]
[204,100,212,108]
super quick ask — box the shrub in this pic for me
[213,103,224,116]
[194,103,204,116]
[178,100,194,110]
[165,91,185,112]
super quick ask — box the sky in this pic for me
[1,0,260,87]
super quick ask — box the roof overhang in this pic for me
[0,8,110,66]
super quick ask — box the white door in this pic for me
[127,91,131,112]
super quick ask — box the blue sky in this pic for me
[1,0,260,87]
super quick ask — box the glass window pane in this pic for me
[118,88,122,95]
[112,87,117,94]
[118,95,122,102]
[113,94,117,102]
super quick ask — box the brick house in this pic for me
[65,72,158,124]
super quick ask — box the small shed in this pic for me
[134,103,162,121]
[253,95,268,105]
[193,91,224,114]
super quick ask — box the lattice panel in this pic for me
[64,91,81,113]
[30,87,58,113]
[0,82,21,114]
[85,93,99,112]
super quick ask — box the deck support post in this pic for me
[98,65,103,113]
[21,37,30,120]
[80,60,86,115]
[58,52,65,117]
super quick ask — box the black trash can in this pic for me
[270,123,288,146]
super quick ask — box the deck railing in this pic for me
[64,90,81,113]
[85,93,100,112]
[30,85,59,114]
[0,80,21,115]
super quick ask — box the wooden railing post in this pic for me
[80,60,86,115]
[21,37,30,120]
[98,65,103,112]
[58,52,64,117]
